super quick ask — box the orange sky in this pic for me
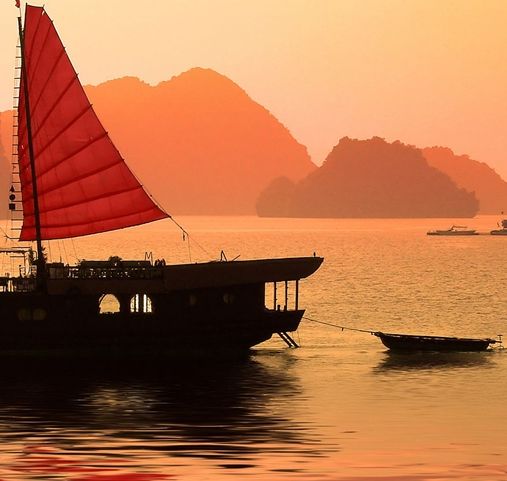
[1,0,506,178]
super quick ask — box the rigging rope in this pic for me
[70,238,80,262]
[186,234,192,263]
[55,239,61,262]
[61,239,69,264]
[46,240,52,263]
[168,215,214,260]
[0,225,16,241]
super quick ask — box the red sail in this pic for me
[17,6,168,240]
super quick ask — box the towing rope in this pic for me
[302,316,376,334]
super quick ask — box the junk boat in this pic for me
[374,332,499,352]
[0,4,323,356]
[490,219,507,236]
[427,225,478,236]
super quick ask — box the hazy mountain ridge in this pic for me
[1,69,505,219]
[422,146,507,214]
[257,137,479,218]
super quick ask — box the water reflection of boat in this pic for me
[426,225,478,236]
[0,356,326,466]
[491,219,507,235]
[374,332,499,352]
[374,351,494,372]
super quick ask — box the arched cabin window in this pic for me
[99,294,120,314]
[130,294,153,313]
[223,292,235,305]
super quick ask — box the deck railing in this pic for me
[49,266,164,280]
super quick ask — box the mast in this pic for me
[17,12,45,289]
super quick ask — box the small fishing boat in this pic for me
[490,219,507,235]
[427,225,478,236]
[374,332,499,352]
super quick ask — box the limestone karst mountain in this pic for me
[422,146,507,214]
[83,68,315,215]
[257,137,479,218]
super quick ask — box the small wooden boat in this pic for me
[374,332,499,352]
[427,225,478,236]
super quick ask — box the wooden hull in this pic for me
[0,256,322,356]
[0,307,302,356]
[375,332,496,352]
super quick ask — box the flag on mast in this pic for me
[15,0,20,8]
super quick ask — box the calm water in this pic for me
[0,216,506,480]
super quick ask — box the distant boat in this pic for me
[427,225,478,236]
[374,332,499,352]
[490,219,507,236]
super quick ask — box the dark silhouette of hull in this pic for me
[0,256,323,356]
[3,7,324,359]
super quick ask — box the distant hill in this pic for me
[257,137,479,218]
[422,147,507,214]
[83,69,315,214]
[0,69,315,217]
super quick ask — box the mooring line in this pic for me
[302,316,376,334]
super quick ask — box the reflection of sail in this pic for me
[18,6,167,240]
[373,351,495,372]
[0,356,328,471]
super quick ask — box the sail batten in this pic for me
[36,132,108,180]
[25,10,43,72]
[32,101,91,157]
[38,157,125,199]
[31,185,147,217]
[17,5,168,241]
[23,202,164,237]
[30,49,68,121]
